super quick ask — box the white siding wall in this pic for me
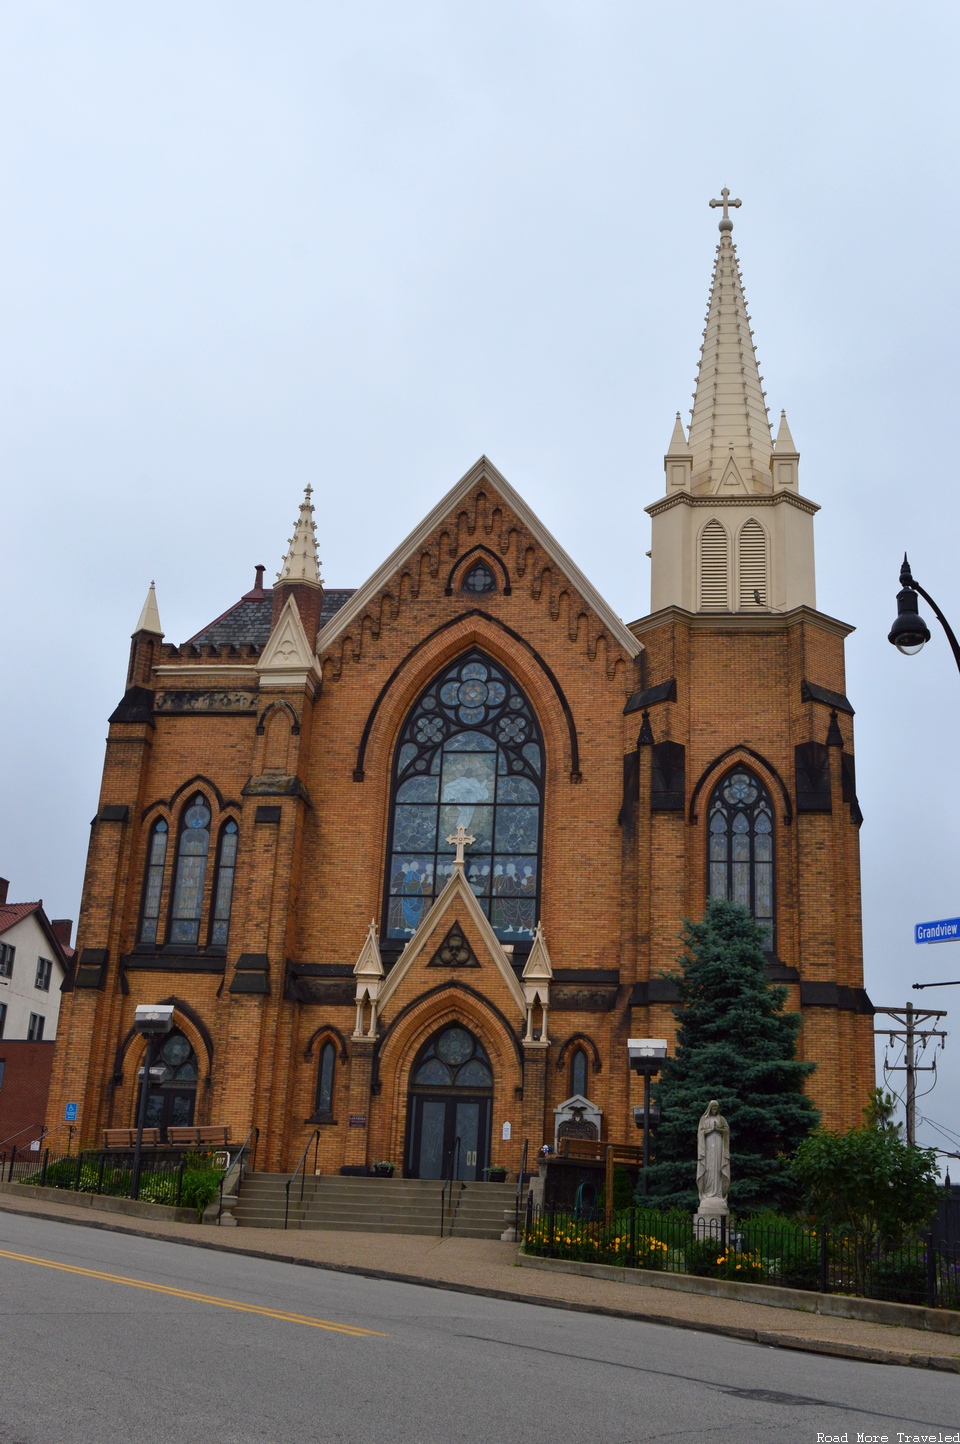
[0,915,65,1041]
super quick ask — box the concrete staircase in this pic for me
[234,1173,518,1239]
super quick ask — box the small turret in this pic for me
[771,410,800,491]
[126,582,163,689]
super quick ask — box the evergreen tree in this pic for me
[642,898,819,1214]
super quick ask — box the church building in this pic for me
[47,198,874,1176]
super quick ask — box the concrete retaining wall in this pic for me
[517,1250,960,1335]
[0,1180,197,1226]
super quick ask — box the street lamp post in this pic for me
[627,1039,667,1198]
[888,554,960,669]
[130,1005,174,1200]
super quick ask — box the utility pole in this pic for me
[873,1002,947,1145]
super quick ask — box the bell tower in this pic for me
[647,192,817,615]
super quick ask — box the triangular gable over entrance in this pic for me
[317,455,641,659]
[377,866,527,1020]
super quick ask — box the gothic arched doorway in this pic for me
[141,1029,198,1139]
[406,1024,493,1180]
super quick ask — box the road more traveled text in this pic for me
[816,1434,960,1443]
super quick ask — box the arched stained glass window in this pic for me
[169,794,211,946]
[209,819,238,947]
[461,560,496,594]
[315,1041,336,1117]
[570,1047,588,1099]
[139,820,168,944]
[385,651,543,944]
[412,1027,493,1089]
[707,768,775,949]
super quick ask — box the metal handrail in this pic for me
[0,1121,47,1151]
[514,1138,529,1238]
[217,1125,259,1225]
[284,1129,320,1230]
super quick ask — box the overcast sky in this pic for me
[2,2,959,1160]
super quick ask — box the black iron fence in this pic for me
[522,1200,960,1310]
[2,1147,189,1208]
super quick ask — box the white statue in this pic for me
[695,1100,731,1220]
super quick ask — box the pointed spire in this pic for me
[353,919,385,980]
[774,409,797,453]
[277,485,322,588]
[687,195,772,493]
[133,582,163,637]
[522,921,554,981]
[667,413,689,454]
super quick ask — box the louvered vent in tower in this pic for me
[699,520,729,610]
[738,519,767,608]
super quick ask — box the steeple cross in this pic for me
[445,824,476,868]
[709,188,741,224]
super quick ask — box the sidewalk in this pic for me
[1,1190,957,1372]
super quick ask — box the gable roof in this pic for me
[317,456,641,659]
[187,589,355,649]
[377,866,527,1018]
[0,902,70,970]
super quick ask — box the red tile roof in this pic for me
[0,902,41,935]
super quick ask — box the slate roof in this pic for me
[187,590,355,649]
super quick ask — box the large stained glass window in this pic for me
[707,768,775,948]
[169,794,212,946]
[385,651,543,943]
[139,819,168,944]
[209,819,238,947]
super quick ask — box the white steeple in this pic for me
[688,190,772,493]
[646,194,819,616]
[133,582,163,637]
[277,485,322,588]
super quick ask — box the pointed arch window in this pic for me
[169,795,212,946]
[707,768,775,948]
[738,519,767,608]
[139,820,169,944]
[384,650,543,946]
[700,520,729,610]
[570,1046,588,1099]
[315,1041,336,1118]
[209,819,239,947]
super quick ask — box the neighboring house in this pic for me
[0,878,73,1152]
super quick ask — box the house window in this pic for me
[707,767,775,949]
[27,1013,44,1042]
[384,650,544,944]
[461,561,497,594]
[209,819,239,947]
[139,819,169,944]
[0,1005,6,1040]
[0,1059,4,1090]
[0,942,14,979]
[35,957,53,992]
[169,796,212,946]
[570,1046,588,1099]
[315,1041,336,1118]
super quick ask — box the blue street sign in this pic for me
[64,1102,78,1121]
[915,917,960,944]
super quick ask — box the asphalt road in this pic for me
[0,1211,956,1444]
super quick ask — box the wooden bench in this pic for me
[557,1138,645,1166]
[166,1126,230,1148]
[102,1128,161,1149]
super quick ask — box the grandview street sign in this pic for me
[915,917,960,944]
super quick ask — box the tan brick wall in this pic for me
[46,481,873,1169]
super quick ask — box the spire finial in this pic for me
[277,484,322,588]
[709,187,741,233]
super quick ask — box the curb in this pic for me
[1,1198,957,1374]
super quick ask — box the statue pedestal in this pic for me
[693,1197,729,1241]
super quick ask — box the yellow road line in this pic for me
[0,1248,386,1336]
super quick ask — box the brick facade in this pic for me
[44,458,874,1174]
